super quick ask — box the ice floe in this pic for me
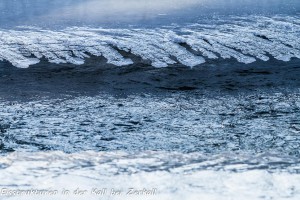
[0,15,300,68]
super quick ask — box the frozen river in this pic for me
[1,0,300,199]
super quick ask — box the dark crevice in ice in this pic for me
[255,34,271,41]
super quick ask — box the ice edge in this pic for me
[0,16,300,68]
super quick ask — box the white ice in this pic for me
[0,15,300,68]
[1,151,300,200]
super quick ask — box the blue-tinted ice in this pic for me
[1,1,300,199]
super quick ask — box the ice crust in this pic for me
[1,151,300,200]
[0,16,300,68]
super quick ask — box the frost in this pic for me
[0,15,300,68]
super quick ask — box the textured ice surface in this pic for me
[1,15,300,68]
[1,89,300,199]
[1,151,300,200]
[1,91,300,154]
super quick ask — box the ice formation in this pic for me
[1,151,300,200]
[0,15,300,68]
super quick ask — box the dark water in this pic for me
[0,57,300,101]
